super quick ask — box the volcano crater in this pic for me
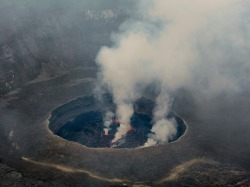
[48,94,186,148]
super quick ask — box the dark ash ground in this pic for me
[0,68,249,186]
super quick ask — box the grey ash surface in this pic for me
[0,68,249,187]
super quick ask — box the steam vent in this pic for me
[49,94,186,148]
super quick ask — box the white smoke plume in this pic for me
[144,90,178,146]
[111,103,133,142]
[96,0,250,145]
[103,111,114,135]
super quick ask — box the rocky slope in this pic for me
[0,0,131,96]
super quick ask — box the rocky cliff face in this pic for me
[0,0,131,96]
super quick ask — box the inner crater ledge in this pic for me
[48,94,186,148]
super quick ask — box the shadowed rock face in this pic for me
[49,94,186,148]
[0,0,131,96]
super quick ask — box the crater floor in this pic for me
[49,94,186,148]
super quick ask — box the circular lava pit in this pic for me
[49,94,186,148]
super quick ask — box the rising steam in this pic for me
[103,111,114,135]
[96,0,250,146]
